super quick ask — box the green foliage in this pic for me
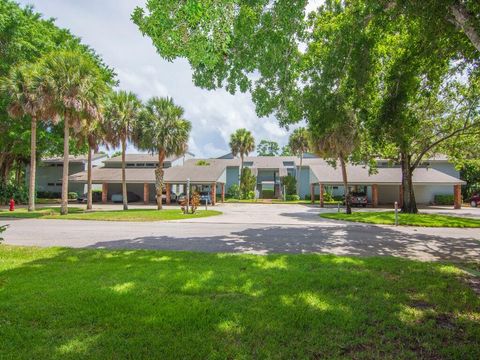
[321,211,480,228]
[434,194,454,206]
[281,175,296,195]
[288,128,310,157]
[230,129,255,161]
[257,140,280,156]
[261,189,274,199]
[196,160,210,166]
[286,194,300,201]
[460,163,480,198]
[280,145,293,156]
[227,184,242,199]
[2,245,480,358]
[0,183,28,205]
[134,97,191,159]
[67,192,78,200]
[36,191,61,199]
[240,167,256,199]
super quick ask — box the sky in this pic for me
[16,0,319,158]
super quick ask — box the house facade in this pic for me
[57,152,464,208]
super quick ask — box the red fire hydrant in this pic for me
[9,198,15,212]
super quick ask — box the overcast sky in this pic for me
[17,0,319,157]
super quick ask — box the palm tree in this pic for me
[77,119,108,210]
[309,121,358,214]
[33,50,109,215]
[1,63,51,212]
[229,128,255,180]
[134,97,191,210]
[104,91,142,210]
[288,127,310,196]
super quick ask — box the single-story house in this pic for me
[64,152,465,208]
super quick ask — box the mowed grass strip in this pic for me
[0,245,479,359]
[0,207,221,221]
[321,211,480,228]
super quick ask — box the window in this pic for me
[283,161,295,167]
[55,182,62,186]
[146,163,155,167]
[244,162,253,167]
[47,183,55,186]
[126,163,135,168]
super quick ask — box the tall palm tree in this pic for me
[134,97,191,210]
[309,120,358,214]
[229,128,255,180]
[288,127,310,196]
[77,119,108,210]
[1,63,51,212]
[104,90,142,210]
[34,50,109,215]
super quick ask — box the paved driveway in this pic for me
[2,203,480,261]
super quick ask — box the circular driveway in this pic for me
[2,203,480,261]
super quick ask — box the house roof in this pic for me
[103,153,189,164]
[69,162,227,184]
[309,162,464,185]
[42,153,107,163]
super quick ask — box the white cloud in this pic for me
[18,0,303,157]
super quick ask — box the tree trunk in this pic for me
[60,117,69,215]
[450,3,480,53]
[339,155,351,214]
[87,146,93,210]
[155,150,166,210]
[28,117,37,211]
[121,139,128,210]
[296,153,303,196]
[400,152,418,213]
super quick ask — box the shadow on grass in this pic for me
[0,246,479,359]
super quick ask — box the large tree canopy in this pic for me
[0,0,115,185]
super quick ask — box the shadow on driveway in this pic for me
[88,223,480,262]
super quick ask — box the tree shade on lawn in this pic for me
[320,211,480,228]
[0,246,479,358]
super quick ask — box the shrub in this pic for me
[323,191,334,202]
[281,175,297,195]
[227,184,242,199]
[262,189,275,199]
[240,168,256,199]
[0,183,28,205]
[190,191,200,213]
[286,194,300,201]
[36,191,61,199]
[244,190,255,200]
[435,194,454,205]
[68,192,78,200]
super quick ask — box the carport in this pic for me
[309,164,465,208]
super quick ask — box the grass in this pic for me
[0,245,479,359]
[321,211,480,228]
[0,207,221,222]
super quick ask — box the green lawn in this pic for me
[0,208,221,221]
[0,246,479,359]
[321,211,480,227]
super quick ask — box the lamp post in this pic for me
[186,178,190,214]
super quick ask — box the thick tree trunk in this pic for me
[28,117,36,211]
[121,139,128,211]
[450,3,480,53]
[60,118,69,215]
[339,155,351,214]
[155,150,166,210]
[87,146,93,210]
[400,152,418,214]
